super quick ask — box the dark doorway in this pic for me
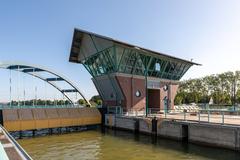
[147,89,160,113]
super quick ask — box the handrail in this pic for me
[0,142,9,160]
[0,125,32,160]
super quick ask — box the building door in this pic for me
[147,89,160,113]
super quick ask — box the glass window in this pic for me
[155,62,161,71]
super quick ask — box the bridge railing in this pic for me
[106,106,240,126]
[152,109,240,126]
[0,105,84,109]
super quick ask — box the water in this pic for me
[18,129,240,160]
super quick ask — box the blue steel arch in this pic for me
[0,62,91,106]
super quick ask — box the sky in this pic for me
[0,0,240,102]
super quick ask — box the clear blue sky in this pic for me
[1,0,240,102]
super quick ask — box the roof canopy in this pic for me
[69,28,200,65]
[69,28,200,80]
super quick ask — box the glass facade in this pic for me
[81,45,192,81]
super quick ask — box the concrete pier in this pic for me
[188,123,240,150]
[105,114,240,151]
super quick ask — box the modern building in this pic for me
[69,28,199,112]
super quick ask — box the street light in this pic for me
[145,64,148,117]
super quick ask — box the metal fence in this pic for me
[106,106,240,125]
[0,105,84,109]
[150,109,240,125]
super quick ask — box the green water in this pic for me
[18,129,239,160]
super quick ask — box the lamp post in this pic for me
[145,66,148,117]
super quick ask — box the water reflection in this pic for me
[18,128,240,160]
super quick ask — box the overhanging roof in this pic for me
[69,28,201,66]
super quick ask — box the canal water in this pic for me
[18,129,239,160]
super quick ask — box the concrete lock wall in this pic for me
[105,115,138,131]
[2,108,101,132]
[157,120,185,140]
[105,116,187,137]
[115,116,136,131]
[105,115,240,151]
[188,123,240,150]
[139,118,152,134]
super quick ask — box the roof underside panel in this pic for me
[70,28,200,65]
[70,30,114,63]
[69,28,199,80]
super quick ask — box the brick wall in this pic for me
[116,76,145,111]
[100,74,179,111]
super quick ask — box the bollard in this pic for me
[134,119,139,134]
[152,117,157,136]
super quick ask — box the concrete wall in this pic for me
[188,123,240,150]
[105,115,240,151]
[105,115,137,132]
[139,118,152,134]
[157,120,184,140]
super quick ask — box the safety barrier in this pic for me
[0,125,32,160]
[1,108,101,132]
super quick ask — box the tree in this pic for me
[175,70,240,106]
[90,95,102,107]
[78,99,86,105]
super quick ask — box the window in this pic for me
[155,63,161,71]
[163,85,168,91]
[135,90,141,97]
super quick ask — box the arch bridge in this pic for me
[0,62,90,106]
[0,62,103,133]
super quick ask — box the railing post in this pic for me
[208,110,210,123]
[184,111,186,121]
[198,111,200,122]
[222,111,224,124]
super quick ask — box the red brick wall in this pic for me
[131,78,145,111]
[115,75,178,111]
[115,76,132,111]
[159,83,179,110]
[159,83,168,110]
[116,76,145,111]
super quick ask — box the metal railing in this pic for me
[106,106,240,125]
[0,125,32,160]
[160,109,240,125]
[0,104,84,109]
